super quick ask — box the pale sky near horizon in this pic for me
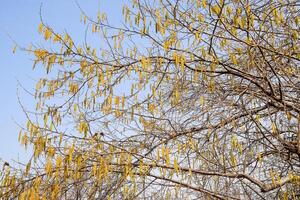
[0,0,124,164]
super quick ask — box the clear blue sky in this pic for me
[0,0,124,163]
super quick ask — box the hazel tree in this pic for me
[1,0,300,199]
